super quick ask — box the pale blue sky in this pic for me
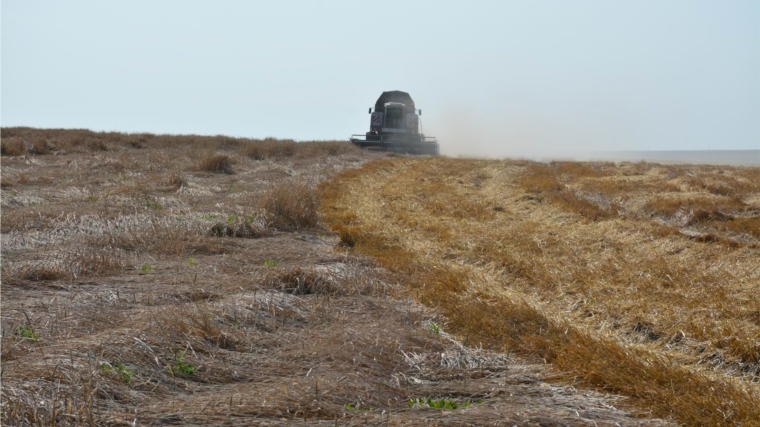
[2,1,758,156]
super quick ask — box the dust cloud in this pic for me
[423,104,759,165]
[424,103,627,161]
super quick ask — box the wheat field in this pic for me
[321,157,760,426]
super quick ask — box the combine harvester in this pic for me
[350,91,439,155]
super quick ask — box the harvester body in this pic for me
[350,91,439,155]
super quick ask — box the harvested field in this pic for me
[321,158,760,426]
[0,128,671,426]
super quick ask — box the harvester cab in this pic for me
[350,91,439,155]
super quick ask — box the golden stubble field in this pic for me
[1,128,676,426]
[322,157,760,426]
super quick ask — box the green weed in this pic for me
[101,363,135,383]
[344,404,373,411]
[408,398,473,410]
[14,325,38,341]
[428,322,443,335]
[172,351,197,376]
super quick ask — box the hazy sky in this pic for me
[2,1,759,156]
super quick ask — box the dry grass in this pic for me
[242,138,297,160]
[85,137,108,152]
[265,267,338,295]
[321,157,760,426]
[518,160,760,243]
[207,219,271,239]
[722,217,760,239]
[642,196,750,217]
[1,127,359,159]
[259,182,321,230]
[1,127,671,426]
[164,171,186,189]
[1,138,26,156]
[4,242,131,282]
[193,153,234,174]
[519,162,615,220]
[520,173,563,193]
[242,139,361,161]
[295,141,360,158]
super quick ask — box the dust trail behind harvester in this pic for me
[427,103,625,161]
[426,103,759,165]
